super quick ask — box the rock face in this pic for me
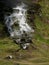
[0,0,21,8]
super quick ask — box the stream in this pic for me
[4,3,34,49]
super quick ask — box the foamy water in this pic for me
[5,3,34,37]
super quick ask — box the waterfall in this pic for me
[5,3,34,49]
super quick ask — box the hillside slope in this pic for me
[0,0,49,65]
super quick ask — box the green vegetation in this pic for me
[0,0,49,65]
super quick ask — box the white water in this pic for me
[5,3,34,38]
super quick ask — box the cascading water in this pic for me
[5,3,34,49]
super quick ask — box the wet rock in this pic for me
[21,44,27,50]
[14,39,21,44]
[14,33,33,49]
[6,55,13,59]
[25,38,32,43]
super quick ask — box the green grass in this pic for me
[0,0,49,65]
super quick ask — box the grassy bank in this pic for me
[0,0,49,65]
